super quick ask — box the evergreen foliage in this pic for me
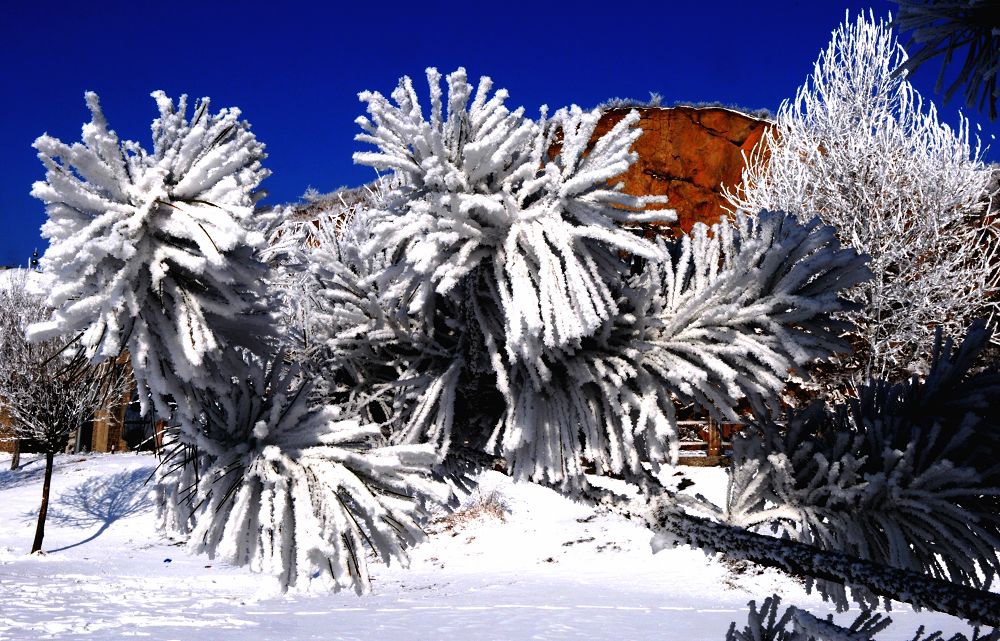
[29,91,274,421]
[726,594,997,641]
[894,0,1000,120]
[492,209,867,490]
[725,322,1000,610]
[726,595,891,641]
[156,357,447,592]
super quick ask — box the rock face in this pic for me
[593,106,771,234]
[0,407,13,453]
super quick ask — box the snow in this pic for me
[0,453,979,640]
[0,269,51,296]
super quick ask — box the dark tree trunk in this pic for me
[30,451,54,554]
[9,439,20,471]
[651,505,1000,626]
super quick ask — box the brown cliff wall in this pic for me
[0,407,13,453]
[593,106,771,234]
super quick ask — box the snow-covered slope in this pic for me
[0,454,978,640]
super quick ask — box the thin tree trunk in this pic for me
[154,420,164,458]
[9,439,19,471]
[30,451,54,554]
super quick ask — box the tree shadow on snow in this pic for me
[42,467,156,552]
[0,456,50,490]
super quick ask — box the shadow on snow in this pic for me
[41,467,156,552]
[0,455,52,490]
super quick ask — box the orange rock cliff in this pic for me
[593,106,771,234]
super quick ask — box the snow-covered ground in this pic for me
[0,453,979,640]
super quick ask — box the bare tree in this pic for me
[726,12,998,389]
[0,271,37,471]
[3,406,20,471]
[0,270,130,553]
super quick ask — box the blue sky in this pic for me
[1,0,995,267]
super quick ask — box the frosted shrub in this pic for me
[726,12,998,386]
[435,489,510,531]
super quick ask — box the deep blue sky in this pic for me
[1,0,996,267]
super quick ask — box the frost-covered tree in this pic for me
[354,68,671,376]
[726,12,998,387]
[30,93,448,592]
[723,321,1000,610]
[635,321,1000,623]
[342,67,867,492]
[348,68,671,467]
[29,91,275,423]
[26,69,901,600]
[0,269,130,553]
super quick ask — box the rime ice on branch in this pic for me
[29,91,274,421]
[727,12,998,387]
[350,68,868,491]
[725,321,1000,611]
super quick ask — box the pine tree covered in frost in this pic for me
[31,93,448,592]
[348,67,671,475]
[345,67,868,491]
[157,357,448,592]
[494,210,868,490]
[29,91,274,421]
[152,353,448,593]
[725,594,998,641]
[726,12,998,387]
[354,68,670,378]
[723,322,1000,610]
[29,70,872,595]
